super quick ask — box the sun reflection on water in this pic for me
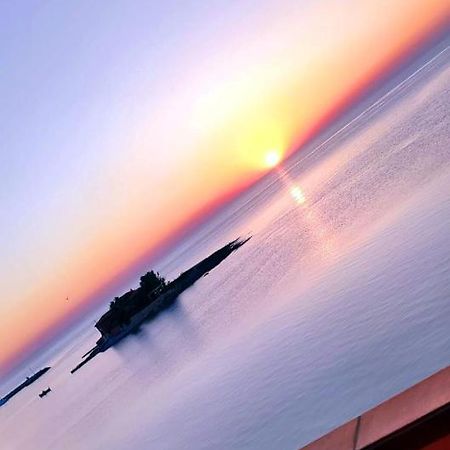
[290,186,306,204]
[272,163,339,263]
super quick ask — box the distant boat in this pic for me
[39,387,51,398]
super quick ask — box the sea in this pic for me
[1,45,449,450]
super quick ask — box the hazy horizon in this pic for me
[1,0,449,381]
[1,35,449,449]
[2,31,449,389]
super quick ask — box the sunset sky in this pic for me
[1,0,449,378]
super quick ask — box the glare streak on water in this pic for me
[1,49,450,450]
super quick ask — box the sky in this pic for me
[1,0,449,378]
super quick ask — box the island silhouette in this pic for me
[71,237,250,373]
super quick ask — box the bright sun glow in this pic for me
[290,186,306,204]
[264,150,282,168]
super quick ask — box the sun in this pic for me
[264,150,281,168]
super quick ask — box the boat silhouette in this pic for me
[39,387,51,398]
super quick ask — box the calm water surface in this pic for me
[1,48,450,450]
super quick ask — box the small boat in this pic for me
[39,387,51,398]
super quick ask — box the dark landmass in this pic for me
[0,367,51,407]
[71,237,250,373]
